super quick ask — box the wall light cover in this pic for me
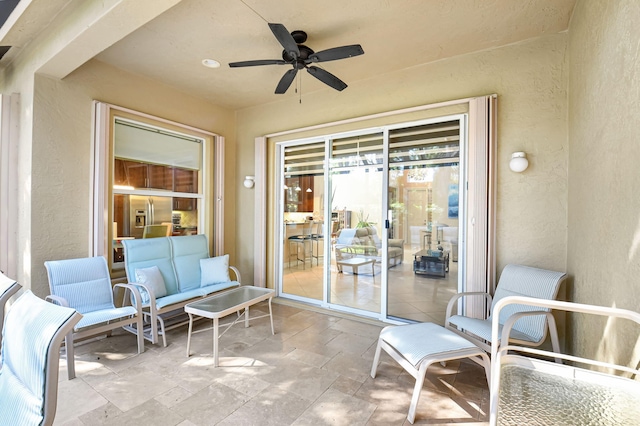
[509,152,529,172]
[243,176,255,188]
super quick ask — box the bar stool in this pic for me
[288,221,313,269]
[310,221,324,266]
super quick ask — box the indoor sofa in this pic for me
[335,227,404,266]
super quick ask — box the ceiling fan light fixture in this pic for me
[202,59,220,68]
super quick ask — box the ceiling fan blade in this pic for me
[268,23,300,58]
[308,45,364,63]
[275,68,298,94]
[229,59,286,68]
[307,66,347,91]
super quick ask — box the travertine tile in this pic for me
[54,302,490,425]
[292,388,377,426]
[91,366,178,412]
[172,382,249,425]
[216,387,312,425]
[55,376,108,424]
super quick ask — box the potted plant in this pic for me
[355,210,376,228]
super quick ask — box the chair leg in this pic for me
[159,317,167,347]
[407,361,431,424]
[370,337,383,378]
[546,313,562,363]
[135,316,145,354]
[65,332,76,380]
[150,313,159,346]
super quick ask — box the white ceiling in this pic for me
[5,0,577,110]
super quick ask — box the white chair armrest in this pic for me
[229,266,241,284]
[114,283,144,316]
[445,291,493,323]
[45,294,70,308]
[499,309,555,344]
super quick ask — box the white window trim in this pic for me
[91,101,224,263]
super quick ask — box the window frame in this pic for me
[91,101,224,275]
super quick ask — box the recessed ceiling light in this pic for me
[202,59,220,68]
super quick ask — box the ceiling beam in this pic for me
[2,0,182,79]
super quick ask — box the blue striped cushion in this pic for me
[380,323,480,367]
[45,257,114,315]
[170,235,209,292]
[0,291,76,425]
[123,238,179,296]
[75,306,138,330]
[447,315,538,343]
[490,264,565,341]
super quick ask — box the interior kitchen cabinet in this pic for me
[284,175,314,212]
[114,158,173,190]
[172,167,197,210]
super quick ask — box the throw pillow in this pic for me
[135,265,168,304]
[200,254,230,287]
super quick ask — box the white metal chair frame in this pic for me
[489,296,640,425]
[45,257,145,379]
[445,264,567,356]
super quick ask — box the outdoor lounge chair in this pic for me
[45,256,144,379]
[0,290,81,426]
[0,271,21,354]
[445,263,567,355]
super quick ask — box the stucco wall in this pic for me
[29,60,236,296]
[567,0,640,365]
[236,33,569,286]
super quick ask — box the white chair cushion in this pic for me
[200,254,230,287]
[135,265,168,303]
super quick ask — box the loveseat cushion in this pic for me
[154,281,240,310]
[170,235,209,292]
[123,238,178,295]
[200,255,230,286]
[135,265,168,303]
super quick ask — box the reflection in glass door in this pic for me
[280,141,325,302]
[329,132,384,314]
[387,119,462,324]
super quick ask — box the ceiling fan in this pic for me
[229,23,364,94]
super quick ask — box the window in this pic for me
[91,103,223,277]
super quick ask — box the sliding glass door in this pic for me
[386,119,462,324]
[276,115,466,323]
[329,131,384,313]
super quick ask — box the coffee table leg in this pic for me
[245,307,249,328]
[186,313,194,357]
[213,317,219,367]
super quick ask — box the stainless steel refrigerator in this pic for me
[129,195,173,239]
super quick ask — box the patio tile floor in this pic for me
[54,300,489,425]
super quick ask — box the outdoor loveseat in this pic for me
[122,234,240,346]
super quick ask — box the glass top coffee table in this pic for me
[184,286,275,367]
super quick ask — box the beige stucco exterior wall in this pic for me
[236,33,569,287]
[567,0,640,365]
[27,60,236,297]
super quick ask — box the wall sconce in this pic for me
[243,176,255,188]
[509,152,529,173]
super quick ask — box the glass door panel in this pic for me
[280,142,325,301]
[387,120,461,324]
[329,132,384,314]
